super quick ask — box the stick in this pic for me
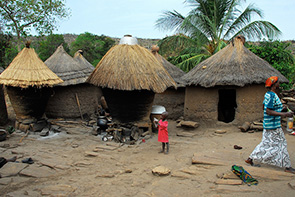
[75,93,83,120]
[19,130,30,143]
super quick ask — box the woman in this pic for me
[245,76,295,174]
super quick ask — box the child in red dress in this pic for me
[154,111,169,154]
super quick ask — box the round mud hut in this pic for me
[45,46,102,119]
[0,43,63,130]
[0,67,8,125]
[182,35,288,124]
[151,45,186,120]
[87,35,177,123]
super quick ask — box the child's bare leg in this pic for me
[165,143,169,154]
[159,143,165,153]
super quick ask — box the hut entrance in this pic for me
[218,89,237,123]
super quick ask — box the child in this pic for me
[154,111,169,154]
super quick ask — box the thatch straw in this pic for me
[151,45,186,87]
[87,44,177,93]
[45,45,91,86]
[73,50,94,75]
[182,35,289,87]
[0,46,63,88]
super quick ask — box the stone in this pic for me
[0,162,28,177]
[40,184,76,196]
[152,166,171,176]
[19,165,55,178]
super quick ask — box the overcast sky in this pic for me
[53,0,295,41]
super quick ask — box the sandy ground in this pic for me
[0,114,295,197]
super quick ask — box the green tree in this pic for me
[0,32,18,68]
[247,41,295,89]
[155,0,281,72]
[70,32,115,66]
[35,34,70,61]
[0,0,70,51]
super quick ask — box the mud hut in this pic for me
[0,43,63,130]
[151,45,186,120]
[182,35,288,124]
[87,35,176,123]
[45,46,102,118]
[0,67,8,125]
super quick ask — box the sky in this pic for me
[53,0,295,41]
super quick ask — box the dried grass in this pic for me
[0,47,63,88]
[152,50,186,87]
[182,36,289,88]
[45,46,92,86]
[87,44,177,93]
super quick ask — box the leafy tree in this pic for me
[70,32,115,66]
[0,0,70,51]
[35,34,70,61]
[0,32,18,68]
[247,41,295,89]
[155,0,281,72]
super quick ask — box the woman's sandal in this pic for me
[285,167,295,174]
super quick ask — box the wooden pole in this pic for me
[75,93,83,120]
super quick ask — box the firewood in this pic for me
[250,124,263,130]
[238,122,250,132]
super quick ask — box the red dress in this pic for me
[158,119,169,143]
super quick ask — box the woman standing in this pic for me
[245,76,295,173]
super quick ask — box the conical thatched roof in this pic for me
[151,45,186,87]
[87,38,177,93]
[0,44,63,88]
[182,35,289,88]
[73,50,94,75]
[45,45,91,86]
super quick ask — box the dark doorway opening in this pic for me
[218,89,237,123]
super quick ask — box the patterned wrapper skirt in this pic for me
[250,128,291,168]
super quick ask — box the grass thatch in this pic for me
[45,45,92,86]
[151,46,186,87]
[73,50,94,75]
[0,46,63,88]
[87,44,177,93]
[182,36,289,88]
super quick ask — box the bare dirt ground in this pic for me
[1,114,295,197]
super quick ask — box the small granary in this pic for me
[45,46,102,118]
[182,35,288,124]
[87,35,177,123]
[151,45,186,120]
[0,67,8,125]
[0,42,63,131]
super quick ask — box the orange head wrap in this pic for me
[265,76,278,87]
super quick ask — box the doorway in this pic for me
[218,89,237,123]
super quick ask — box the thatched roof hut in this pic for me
[0,43,63,126]
[87,36,176,93]
[0,44,63,88]
[151,45,186,120]
[45,45,90,86]
[45,47,102,118]
[182,36,288,87]
[182,35,289,124]
[87,35,176,123]
[73,50,95,73]
[0,67,8,125]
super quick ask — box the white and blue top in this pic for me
[263,91,283,130]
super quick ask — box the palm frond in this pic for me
[173,53,209,72]
[232,20,281,41]
[155,10,185,32]
[224,3,263,39]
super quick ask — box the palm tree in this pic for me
[155,0,281,72]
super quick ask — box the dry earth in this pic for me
[1,118,295,197]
